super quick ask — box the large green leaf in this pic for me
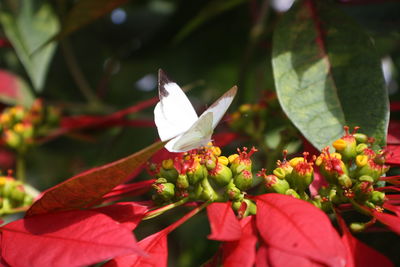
[0,1,59,92]
[272,0,389,150]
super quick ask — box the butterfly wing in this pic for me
[154,69,199,141]
[166,112,214,152]
[199,86,237,129]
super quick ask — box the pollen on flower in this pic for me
[218,156,229,165]
[257,168,267,178]
[276,150,290,168]
[238,146,258,159]
[228,154,239,164]
[162,159,174,169]
[356,155,368,167]
[318,147,344,175]
[292,152,314,176]
[257,168,277,187]
[333,139,346,151]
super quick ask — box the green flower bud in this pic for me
[353,133,368,144]
[232,200,242,212]
[350,222,366,232]
[233,170,253,191]
[10,185,25,203]
[205,157,217,170]
[21,123,33,139]
[191,183,203,200]
[356,161,385,182]
[273,167,291,179]
[229,147,257,176]
[200,177,222,202]
[316,148,348,185]
[332,126,357,160]
[176,174,189,189]
[2,178,15,198]
[152,181,175,201]
[1,198,11,212]
[232,199,256,218]
[328,187,345,204]
[364,201,376,209]
[23,194,33,206]
[208,163,233,187]
[258,169,289,194]
[46,106,61,126]
[287,153,314,192]
[370,191,385,205]
[159,167,179,183]
[312,195,332,212]
[285,189,300,199]
[353,181,373,202]
[225,181,243,201]
[356,143,368,154]
[246,199,257,216]
[338,174,352,188]
[187,163,207,185]
[4,130,20,148]
[358,175,374,183]
[12,106,25,121]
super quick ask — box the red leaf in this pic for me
[221,216,257,267]
[106,231,168,267]
[61,98,158,131]
[336,213,393,267]
[390,101,400,112]
[0,70,33,107]
[150,148,182,165]
[93,202,150,230]
[385,145,400,165]
[267,246,322,266]
[207,202,242,241]
[309,166,328,197]
[255,194,347,267]
[387,120,400,144]
[372,210,400,234]
[212,132,239,147]
[26,141,165,216]
[0,148,14,170]
[383,203,400,217]
[255,244,270,267]
[106,202,208,266]
[101,180,155,203]
[1,210,142,267]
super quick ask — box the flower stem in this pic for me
[16,151,26,183]
[143,197,190,220]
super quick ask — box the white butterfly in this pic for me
[154,69,237,152]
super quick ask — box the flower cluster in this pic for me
[0,173,34,215]
[258,126,390,222]
[150,144,258,217]
[258,150,315,199]
[315,127,389,213]
[0,99,59,151]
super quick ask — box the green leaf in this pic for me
[56,0,129,41]
[0,1,59,92]
[0,70,34,107]
[272,0,389,150]
[26,141,165,216]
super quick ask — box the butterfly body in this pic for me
[154,69,237,152]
